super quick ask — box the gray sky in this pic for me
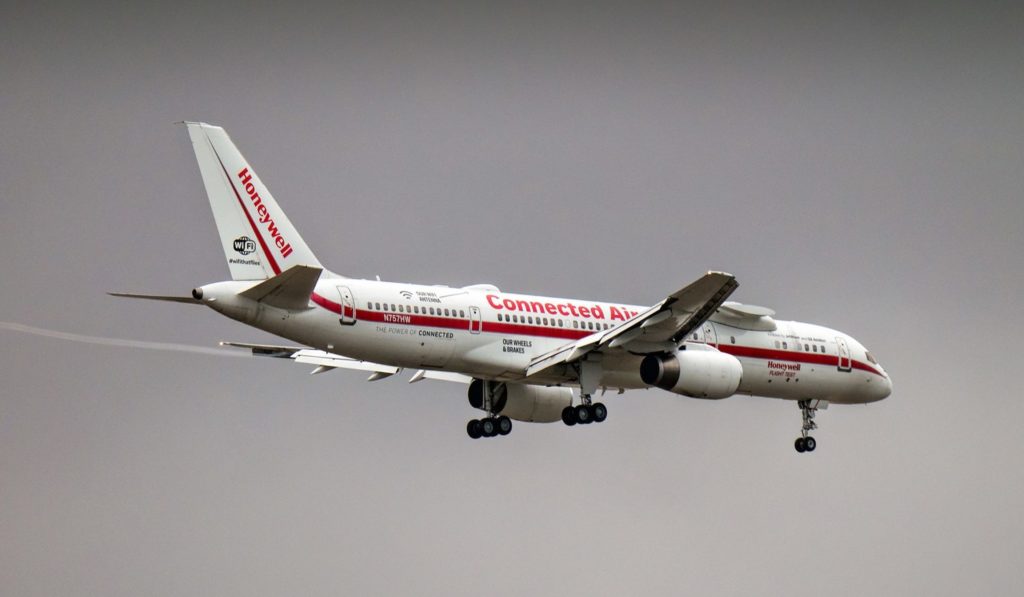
[2,1,1023,595]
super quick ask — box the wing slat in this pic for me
[525,272,738,378]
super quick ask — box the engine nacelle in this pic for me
[640,349,743,399]
[468,380,573,423]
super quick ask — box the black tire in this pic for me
[794,437,806,453]
[562,406,577,426]
[574,404,591,424]
[804,436,816,452]
[592,403,608,423]
[497,416,512,435]
[467,419,482,439]
[480,418,497,437]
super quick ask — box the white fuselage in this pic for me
[199,276,892,406]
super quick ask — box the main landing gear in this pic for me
[563,359,608,427]
[467,416,512,439]
[561,394,608,427]
[466,380,514,440]
[794,400,819,453]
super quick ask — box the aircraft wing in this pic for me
[525,271,738,377]
[220,341,401,380]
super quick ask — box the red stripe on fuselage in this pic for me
[311,292,354,318]
[307,298,886,378]
[716,343,883,377]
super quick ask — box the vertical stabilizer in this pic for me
[185,122,323,280]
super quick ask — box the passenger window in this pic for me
[812,345,817,352]
[573,321,579,329]
[460,310,465,318]
[730,336,736,344]
[805,344,810,351]
[775,341,781,348]
[558,320,564,328]
[444,309,450,317]
[783,342,788,349]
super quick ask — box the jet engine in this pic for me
[468,380,573,423]
[640,348,743,399]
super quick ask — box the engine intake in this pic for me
[640,349,742,399]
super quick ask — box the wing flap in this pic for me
[292,350,401,375]
[220,341,400,377]
[408,369,474,384]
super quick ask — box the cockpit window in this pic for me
[866,351,878,365]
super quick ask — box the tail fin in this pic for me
[184,122,323,280]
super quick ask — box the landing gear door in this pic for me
[337,286,356,325]
[836,336,852,371]
[469,306,482,334]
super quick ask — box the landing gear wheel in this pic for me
[497,416,512,436]
[794,437,806,453]
[804,436,816,452]
[592,402,607,423]
[562,406,577,426]
[574,404,592,424]
[480,418,497,437]
[467,419,482,439]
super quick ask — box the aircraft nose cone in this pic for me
[869,374,893,402]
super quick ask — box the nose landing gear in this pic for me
[794,400,825,453]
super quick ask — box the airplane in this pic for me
[112,122,892,453]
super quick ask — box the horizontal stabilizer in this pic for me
[238,264,322,310]
[108,292,200,304]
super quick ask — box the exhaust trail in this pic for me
[0,322,248,358]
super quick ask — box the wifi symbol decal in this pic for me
[399,290,414,299]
